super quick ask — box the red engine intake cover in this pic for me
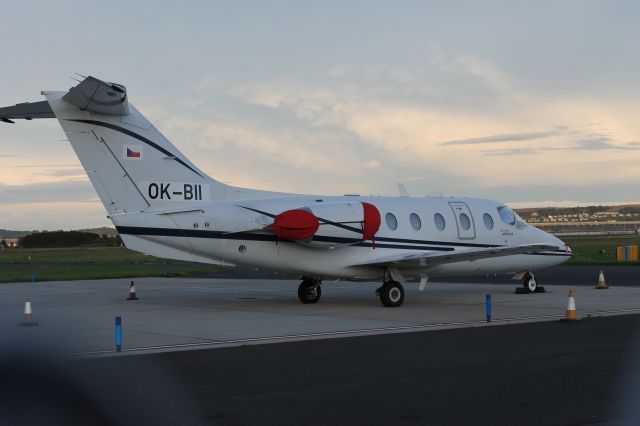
[361,202,381,241]
[272,209,320,241]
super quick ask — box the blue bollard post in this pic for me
[486,294,492,322]
[31,272,36,282]
[162,261,167,278]
[115,316,122,352]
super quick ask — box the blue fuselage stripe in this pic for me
[67,119,205,179]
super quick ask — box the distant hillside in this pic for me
[0,229,33,239]
[515,204,640,222]
[19,230,122,248]
[1,227,119,240]
[78,227,119,237]
[515,204,640,217]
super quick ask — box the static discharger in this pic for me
[127,281,139,300]
[19,297,38,326]
[595,270,609,289]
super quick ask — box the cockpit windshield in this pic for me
[497,206,516,225]
[497,205,529,229]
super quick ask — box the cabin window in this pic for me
[497,206,516,225]
[483,213,494,230]
[385,212,398,230]
[459,213,471,230]
[409,213,421,231]
[434,213,445,231]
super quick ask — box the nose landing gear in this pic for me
[524,273,537,292]
[515,272,546,294]
[298,278,321,304]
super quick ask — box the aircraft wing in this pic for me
[349,243,558,268]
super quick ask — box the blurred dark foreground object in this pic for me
[0,333,206,426]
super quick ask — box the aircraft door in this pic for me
[449,202,476,239]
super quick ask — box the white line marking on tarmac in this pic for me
[73,307,640,359]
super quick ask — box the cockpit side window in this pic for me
[497,206,516,226]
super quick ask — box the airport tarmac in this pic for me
[1,276,639,355]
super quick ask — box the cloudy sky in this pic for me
[1,1,639,230]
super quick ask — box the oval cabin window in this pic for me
[434,213,445,231]
[385,212,398,231]
[410,213,421,231]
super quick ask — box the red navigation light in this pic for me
[272,209,320,241]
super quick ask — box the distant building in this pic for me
[1,238,19,248]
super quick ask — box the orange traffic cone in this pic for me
[564,290,577,321]
[127,281,139,301]
[19,297,38,326]
[595,270,609,289]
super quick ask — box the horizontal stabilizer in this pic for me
[62,76,130,116]
[0,101,54,123]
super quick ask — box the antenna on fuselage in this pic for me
[397,183,410,197]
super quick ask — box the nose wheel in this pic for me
[516,272,545,294]
[298,278,321,304]
[523,273,537,292]
[377,281,405,307]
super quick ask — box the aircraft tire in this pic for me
[523,274,537,292]
[298,279,321,304]
[379,281,404,307]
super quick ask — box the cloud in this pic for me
[34,167,86,179]
[199,66,640,193]
[441,129,565,146]
[482,148,538,156]
[0,202,109,231]
[7,163,80,168]
[543,137,640,152]
[0,180,97,205]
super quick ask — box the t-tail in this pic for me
[0,76,227,216]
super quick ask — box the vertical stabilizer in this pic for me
[38,77,226,215]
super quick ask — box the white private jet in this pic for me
[1,76,571,307]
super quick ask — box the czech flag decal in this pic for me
[124,146,143,160]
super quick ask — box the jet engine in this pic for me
[271,202,381,247]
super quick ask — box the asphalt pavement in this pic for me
[6,314,636,425]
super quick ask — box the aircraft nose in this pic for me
[554,235,572,254]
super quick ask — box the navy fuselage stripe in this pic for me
[67,119,205,179]
[116,226,569,256]
[525,252,572,257]
[116,226,459,251]
[237,206,500,248]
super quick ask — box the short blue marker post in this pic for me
[115,316,122,352]
[485,294,492,322]
[31,272,36,282]
[162,261,167,278]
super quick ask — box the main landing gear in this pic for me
[375,280,405,308]
[298,278,321,304]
